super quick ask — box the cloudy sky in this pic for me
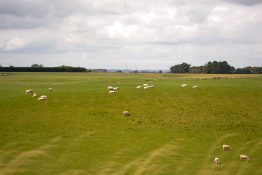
[0,0,261,69]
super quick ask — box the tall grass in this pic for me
[0,73,261,175]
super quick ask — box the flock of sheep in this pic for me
[107,83,155,94]
[25,88,53,101]
[25,81,250,165]
[106,83,250,164]
[214,144,249,164]
[108,83,155,116]
[181,83,199,88]
[136,83,154,89]
[108,86,119,94]
[107,83,199,117]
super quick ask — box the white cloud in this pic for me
[0,0,261,68]
[4,37,26,50]
[103,22,139,39]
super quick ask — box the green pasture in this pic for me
[0,73,261,175]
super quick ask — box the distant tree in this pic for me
[31,64,43,68]
[59,65,73,72]
[170,62,191,73]
[249,67,262,74]
[116,70,122,73]
[91,69,107,72]
[189,66,205,73]
[204,61,234,74]
[236,67,262,74]
[235,68,251,74]
[158,70,163,73]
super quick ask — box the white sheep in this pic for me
[214,157,220,164]
[143,84,149,87]
[223,145,231,151]
[38,97,45,101]
[40,95,47,99]
[25,89,33,94]
[48,88,53,91]
[123,111,130,116]
[192,85,198,88]
[136,86,142,89]
[108,86,114,90]
[144,84,154,89]
[113,87,119,91]
[240,155,249,160]
[181,84,187,87]
[32,93,37,98]
[109,90,116,94]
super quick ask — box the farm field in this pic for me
[0,72,262,175]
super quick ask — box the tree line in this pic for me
[170,61,262,74]
[0,62,261,74]
[0,64,90,72]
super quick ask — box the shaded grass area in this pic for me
[0,73,261,175]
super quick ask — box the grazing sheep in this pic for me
[223,145,231,151]
[136,86,142,89]
[123,111,130,116]
[143,84,149,87]
[240,155,249,160]
[32,93,37,97]
[26,89,33,94]
[48,88,53,91]
[113,87,119,91]
[181,84,187,87]
[40,95,47,99]
[143,84,154,90]
[38,97,43,101]
[38,97,46,101]
[192,85,198,88]
[214,157,220,164]
[108,86,114,90]
[109,90,116,94]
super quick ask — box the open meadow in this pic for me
[0,73,261,175]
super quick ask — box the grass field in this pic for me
[0,73,261,175]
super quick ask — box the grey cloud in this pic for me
[223,0,262,6]
[0,0,121,30]
[0,0,51,17]
[0,0,261,68]
[0,15,59,29]
[0,0,122,18]
[187,6,213,23]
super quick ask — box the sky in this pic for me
[0,0,262,69]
